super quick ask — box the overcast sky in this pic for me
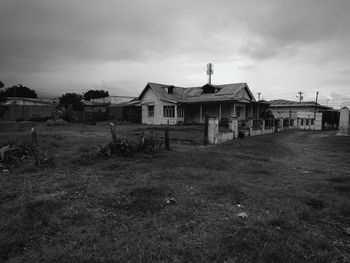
[1,0,350,107]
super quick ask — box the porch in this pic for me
[183,101,268,125]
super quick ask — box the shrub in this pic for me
[97,133,162,158]
[98,138,135,158]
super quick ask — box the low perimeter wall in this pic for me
[207,117,276,145]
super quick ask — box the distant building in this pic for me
[108,99,141,123]
[91,96,136,105]
[268,99,338,130]
[0,97,57,121]
[86,96,141,122]
[82,100,110,121]
[268,99,332,118]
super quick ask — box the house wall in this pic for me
[270,106,324,119]
[140,87,183,125]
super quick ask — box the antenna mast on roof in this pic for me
[207,63,213,85]
[297,91,303,103]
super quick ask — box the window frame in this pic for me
[148,105,154,117]
[163,105,175,118]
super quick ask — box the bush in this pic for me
[98,138,135,158]
[97,133,162,158]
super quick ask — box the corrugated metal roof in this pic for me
[268,99,332,109]
[139,82,256,104]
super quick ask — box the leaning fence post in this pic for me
[31,128,40,167]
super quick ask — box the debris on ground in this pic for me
[164,197,176,206]
[0,144,31,163]
[237,212,248,219]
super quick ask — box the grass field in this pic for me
[0,123,349,262]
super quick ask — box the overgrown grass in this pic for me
[0,124,349,262]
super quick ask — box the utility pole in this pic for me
[297,91,303,103]
[257,92,261,101]
[314,91,319,120]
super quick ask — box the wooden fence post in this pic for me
[109,122,116,142]
[165,120,170,150]
[31,128,40,167]
[203,113,209,145]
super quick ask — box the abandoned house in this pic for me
[138,82,269,125]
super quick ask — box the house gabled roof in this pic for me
[181,83,256,103]
[138,82,185,103]
[138,82,257,104]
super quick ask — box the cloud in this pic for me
[239,0,350,60]
[0,0,350,99]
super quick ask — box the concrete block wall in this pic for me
[337,107,349,135]
[207,117,276,144]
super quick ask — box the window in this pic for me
[235,106,244,118]
[164,86,174,94]
[202,85,216,94]
[163,105,175,118]
[177,106,184,118]
[148,105,154,117]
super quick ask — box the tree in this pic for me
[59,93,84,111]
[83,89,109,101]
[2,84,37,98]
